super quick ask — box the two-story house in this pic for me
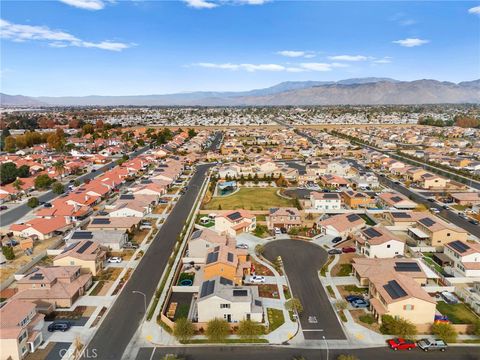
[310,192,342,211]
[444,240,480,277]
[53,240,107,276]
[214,210,256,237]
[355,225,405,258]
[266,207,301,230]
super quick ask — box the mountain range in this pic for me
[1,78,479,107]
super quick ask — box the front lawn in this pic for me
[202,187,295,210]
[437,301,480,324]
[267,308,285,332]
[337,264,353,276]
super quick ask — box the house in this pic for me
[383,211,424,229]
[350,173,379,189]
[14,266,92,308]
[0,299,44,360]
[87,217,141,232]
[196,276,263,323]
[408,215,468,247]
[188,228,230,260]
[66,230,128,251]
[449,192,480,206]
[419,173,449,189]
[355,225,405,258]
[214,210,256,237]
[368,273,436,326]
[341,190,375,209]
[310,192,342,211]
[53,240,107,276]
[266,207,301,230]
[319,174,349,188]
[444,240,480,277]
[405,167,428,182]
[378,192,417,210]
[318,213,366,239]
[203,245,251,285]
[10,217,72,241]
[107,194,157,217]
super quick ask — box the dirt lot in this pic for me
[252,259,274,276]
[350,309,381,333]
[258,284,280,299]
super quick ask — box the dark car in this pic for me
[388,338,416,351]
[342,247,356,253]
[328,249,342,255]
[0,205,7,211]
[345,295,364,302]
[280,227,287,234]
[351,299,370,308]
[4,239,19,247]
[48,321,72,332]
[331,237,342,243]
[469,219,479,225]
[43,203,52,208]
[442,205,449,210]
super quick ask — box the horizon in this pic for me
[1,1,479,97]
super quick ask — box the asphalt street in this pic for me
[263,240,346,340]
[136,345,480,360]
[0,146,149,227]
[81,163,212,360]
[349,160,480,238]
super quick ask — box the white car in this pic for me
[249,275,266,284]
[274,227,281,235]
[236,243,249,249]
[107,257,122,263]
[430,207,440,214]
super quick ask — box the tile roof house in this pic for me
[187,228,231,260]
[0,299,45,360]
[196,276,263,323]
[266,207,301,230]
[214,210,256,237]
[318,213,366,239]
[355,225,405,258]
[10,217,72,241]
[408,215,468,247]
[419,173,449,189]
[341,190,375,209]
[310,192,342,211]
[444,240,480,277]
[450,192,480,206]
[382,211,425,229]
[86,216,141,232]
[53,240,107,276]
[203,245,251,285]
[107,194,157,218]
[378,192,417,210]
[66,230,128,251]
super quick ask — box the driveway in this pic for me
[263,240,346,340]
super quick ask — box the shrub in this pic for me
[206,318,229,342]
[380,315,417,338]
[431,322,457,343]
[359,314,375,325]
[237,319,263,340]
[337,355,358,360]
[2,246,15,260]
[285,298,303,314]
[52,182,65,194]
[173,318,195,343]
[27,197,39,208]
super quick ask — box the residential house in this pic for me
[319,174,349,188]
[66,230,128,251]
[53,240,107,276]
[378,192,417,210]
[408,215,468,247]
[341,190,375,209]
[444,240,480,277]
[266,207,301,230]
[214,210,256,237]
[419,173,449,189]
[203,245,251,285]
[107,194,156,217]
[188,228,230,260]
[10,217,72,241]
[310,192,342,211]
[355,225,405,258]
[318,213,366,239]
[86,217,141,232]
[450,192,480,206]
[383,212,424,229]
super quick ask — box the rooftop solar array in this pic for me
[232,289,248,297]
[419,217,436,227]
[227,211,242,221]
[449,240,470,253]
[77,240,93,254]
[391,196,403,202]
[346,214,361,222]
[206,251,219,264]
[323,193,339,199]
[200,280,215,298]
[391,212,410,218]
[394,262,421,272]
[71,231,93,240]
[30,273,44,280]
[286,209,296,216]
[227,252,234,262]
[383,280,407,299]
[140,180,153,184]
[219,277,233,285]
[119,194,135,200]
[364,227,382,238]
[91,218,111,225]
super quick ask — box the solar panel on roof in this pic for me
[213,246,220,252]
[383,280,407,299]
[71,231,93,240]
[120,194,135,200]
[391,196,403,202]
[140,180,153,184]
[323,193,339,199]
[419,217,436,227]
[200,280,215,298]
[77,240,93,254]
[233,289,248,297]
[391,212,410,218]
[206,251,219,264]
[227,211,242,221]
[91,218,110,225]
[364,227,382,238]
[227,252,234,262]
[394,262,421,272]
[346,214,361,222]
[30,273,44,280]
[449,240,470,253]
[219,277,233,285]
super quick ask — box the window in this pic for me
[447,233,451,237]
[403,304,414,311]
[18,331,28,342]
[386,244,391,248]
[220,304,230,309]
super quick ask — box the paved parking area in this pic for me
[263,240,346,340]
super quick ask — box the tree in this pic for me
[380,315,417,338]
[2,246,15,260]
[188,128,197,139]
[255,244,265,256]
[0,163,18,185]
[52,182,65,194]
[173,318,195,343]
[53,160,65,178]
[206,318,230,342]
[17,165,30,178]
[12,179,24,191]
[82,124,95,136]
[237,319,262,340]
[27,197,39,208]
[337,355,358,360]
[285,298,303,314]
[0,128,11,150]
[474,320,480,337]
[4,136,16,152]
[431,322,457,343]
[34,174,54,190]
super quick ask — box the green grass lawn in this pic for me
[184,339,268,344]
[267,308,285,332]
[437,301,480,324]
[203,187,295,211]
[338,264,353,276]
[358,214,376,226]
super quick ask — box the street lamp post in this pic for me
[322,335,329,360]
[132,290,147,317]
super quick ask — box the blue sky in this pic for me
[1,0,479,96]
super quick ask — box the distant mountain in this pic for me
[2,78,479,107]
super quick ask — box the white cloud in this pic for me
[328,55,370,61]
[59,0,106,10]
[0,19,131,51]
[373,57,392,64]
[277,50,315,58]
[300,62,348,71]
[236,0,268,4]
[194,61,348,72]
[468,6,480,15]
[184,0,218,8]
[393,38,429,47]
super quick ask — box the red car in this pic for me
[342,247,356,253]
[388,338,416,351]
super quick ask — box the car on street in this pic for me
[442,205,449,210]
[342,247,356,253]
[0,205,7,211]
[469,219,479,225]
[427,198,436,202]
[48,321,72,332]
[430,207,440,214]
[249,275,266,284]
[345,295,364,302]
[417,338,447,351]
[388,338,416,351]
[44,203,52,208]
[159,199,168,204]
[331,236,342,243]
[107,257,122,263]
[328,249,342,255]
[351,299,370,308]
[236,243,249,249]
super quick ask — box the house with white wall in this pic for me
[444,240,480,277]
[355,225,405,258]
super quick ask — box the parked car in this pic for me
[442,205,449,210]
[0,205,7,211]
[430,208,440,214]
[159,199,168,204]
[274,228,281,235]
[345,295,364,302]
[388,338,416,351]
[236,243,249,249]
[428,198,436,202]
[342,247,356,253]
[328,249,342,255]
[351,299,370,308]
[44,203,52,208]
[124,242,139,250]
[468,219,479,225]
[280,227,287,234]
[107,257,122,263]
[440,291,458,304]
[48,321,72,332]
[249,275,266,284]
[3,239,19,247]
[417,338,447,351]
[331,237,342,243]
